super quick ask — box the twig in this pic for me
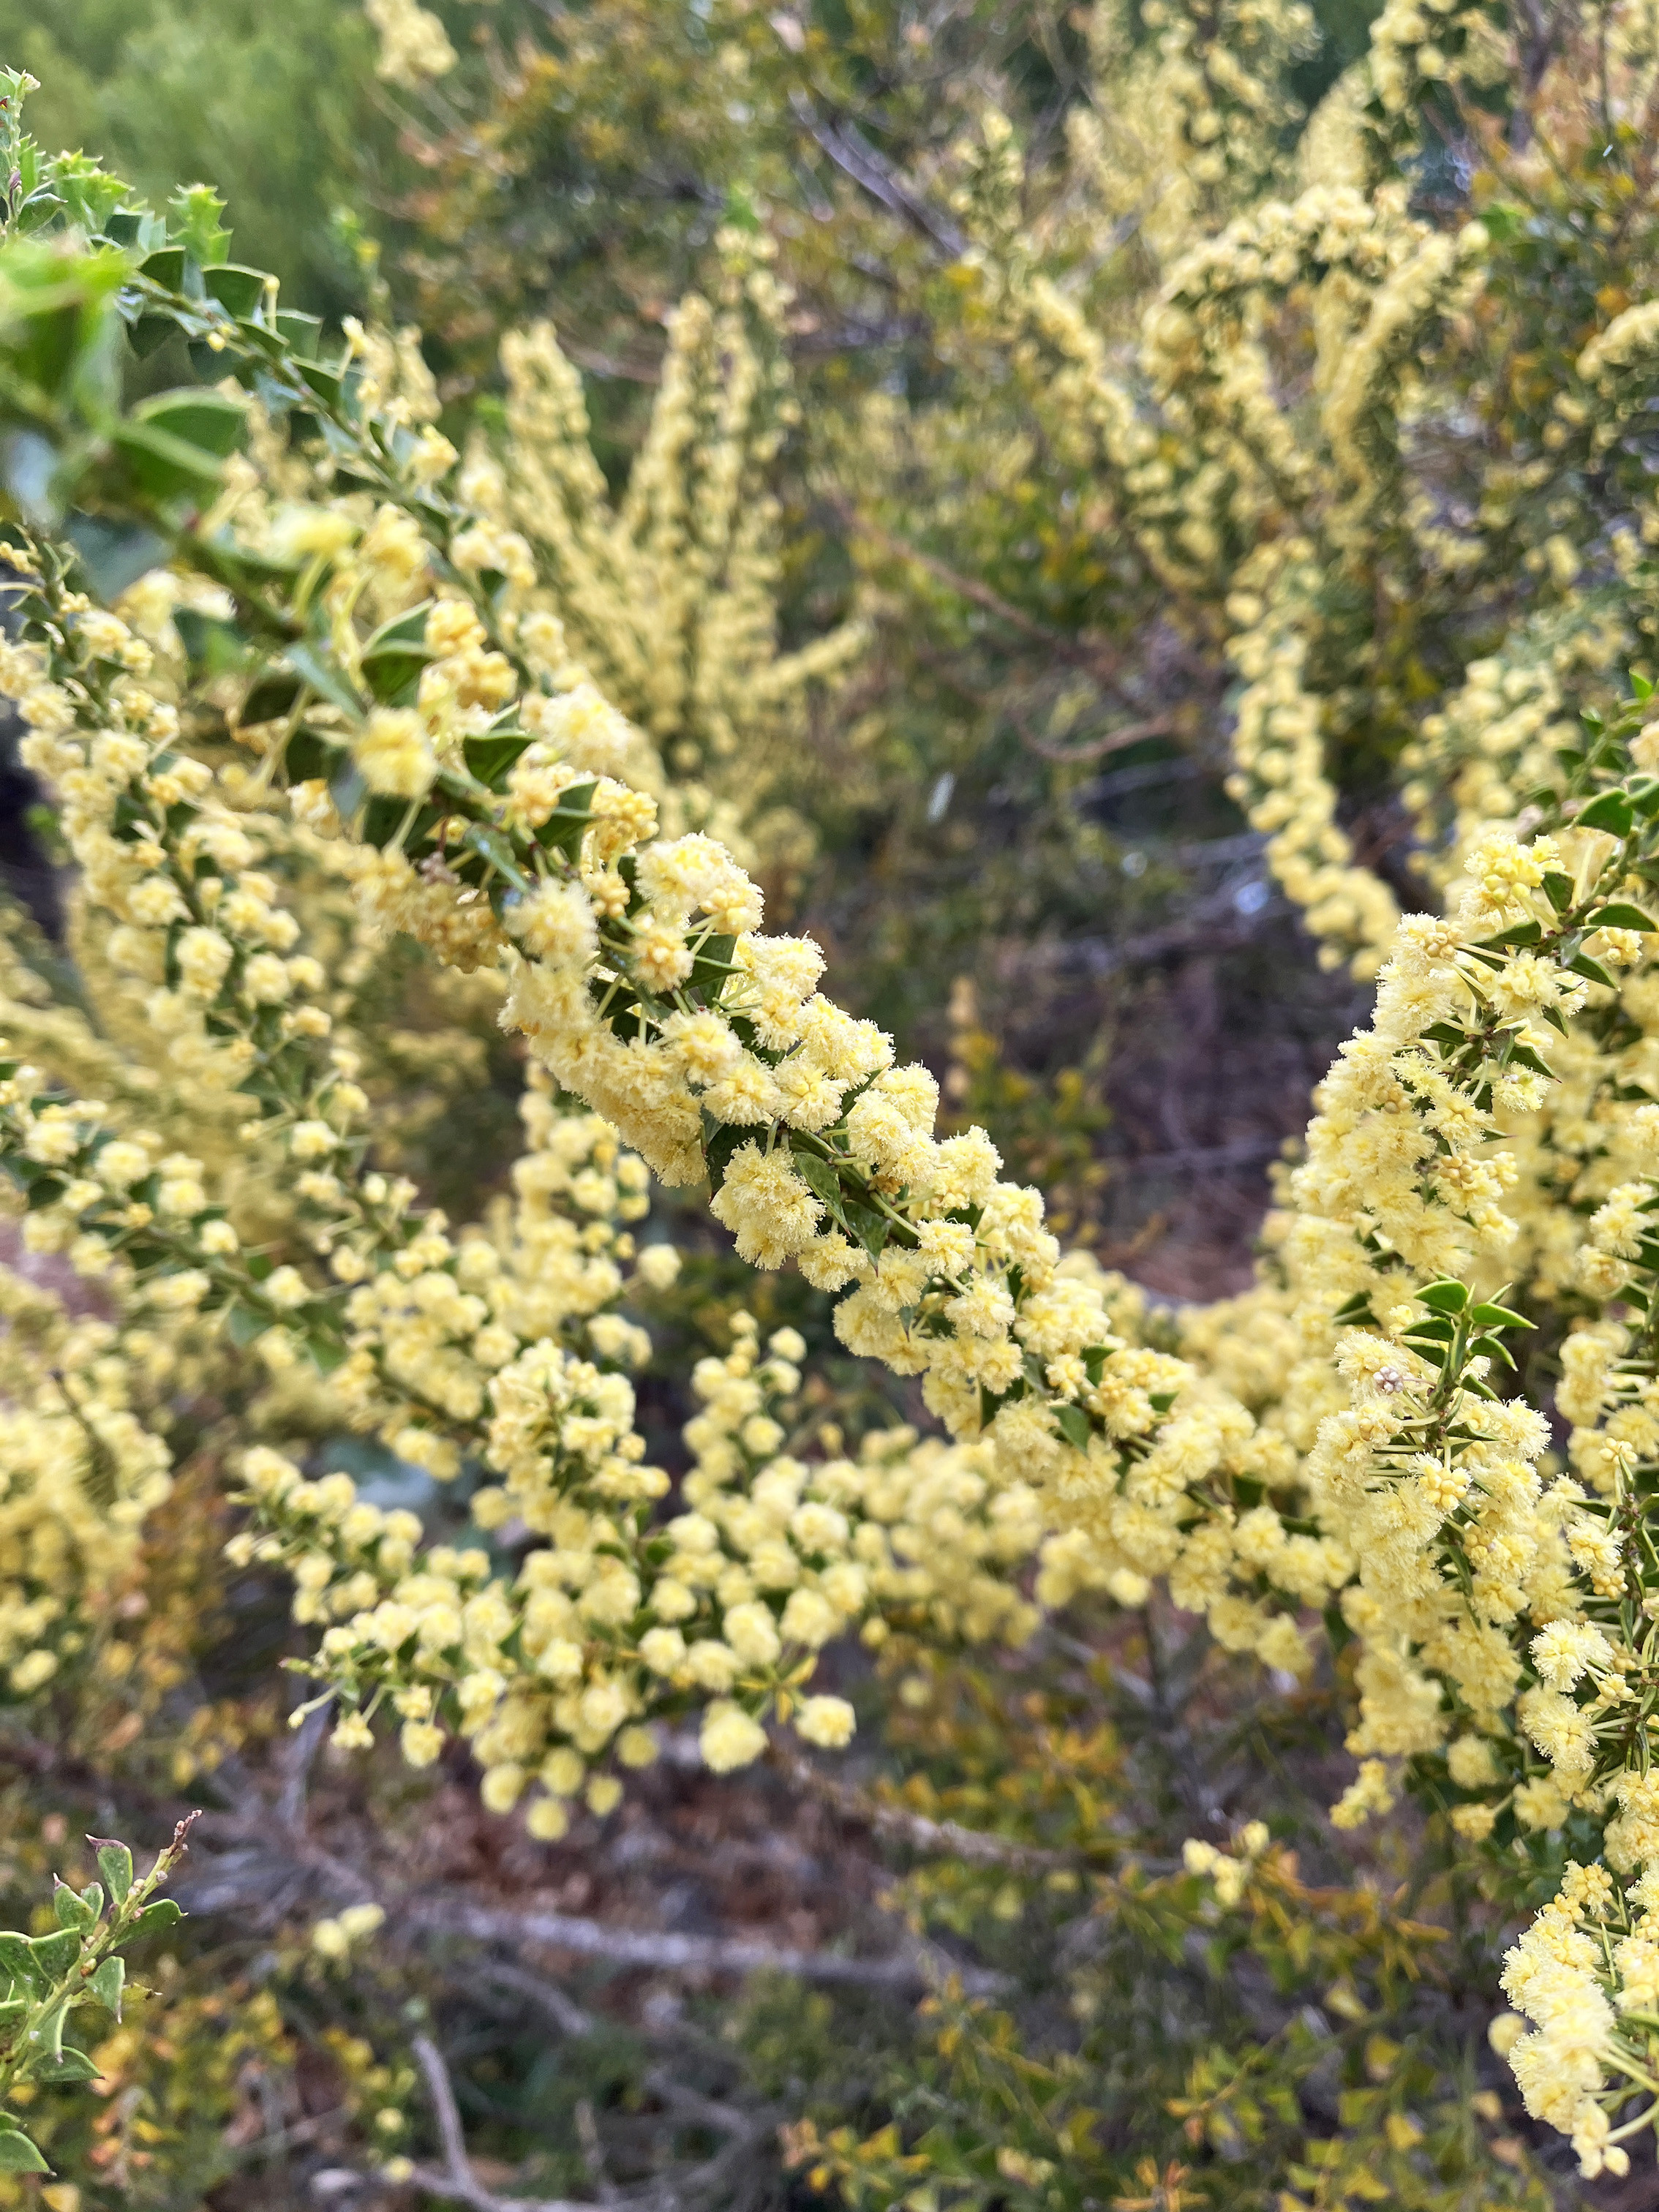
[576,2099,620,2206]
[789,94,966,257]
[275,1701,330,1830]
[770,1739,1091,1874]
[405,1897,1002,1994]
[410,2034,598,2212]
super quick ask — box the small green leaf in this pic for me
[110,418,227,505]
[93,1843,133,1908]
[1469,1333,1516,1369]
[1569,952,1619,990]
[361,642,432,706]
[1416,1281,1468,1314]
[791,1148,848,1230]
[130,386,246,459]
[284,726,345,785]
[287,641,363,721]
[37,2046,101,2084]
[222,1301,266,1349]
[130,1896,184,1938]
[202,263,266,316]
[841,1200,890,1263]
[703,1119,748,1194]
[89,1955,124,2020]
[1576,789,1635,836]
[0,1933,42,1994]
[1541,870,1575,913]
[26,1929,80,1978]
[461,822,533,893]
[1467,1301,1535,1331]
[1587,903,1657,930]
[1053,1404,1092,1452]
[0,2131,48,2173]
[462,732,532,791]
[239,663,304,725]
[52,1882,96,1931]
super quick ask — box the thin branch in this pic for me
[770,1739,1092,1874]
[410,2034,600,2212]
[1020,711,1178,763]
[404,1897,1002,1994]
[789,94,967,257]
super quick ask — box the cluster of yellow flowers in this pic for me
[947,4,1659,988]
[24,31,1659,2163]
[364,0,455,90]
[486,289,865,873]
[0,1240,170,1696]
[239,1310,1047,1829]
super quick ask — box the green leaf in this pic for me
[138,245,187,290]
[37,2046,101,2085]
[1416,1281,1468,1314]
[791,1148,848,1230]
[89,1955,123,2020]
[1469,1333,1516,1369]
[535,781,596,863]
[841,1199,890,1263]
[688,932,740,996]
[1467,1301,1535,1331]
[463,731,533,791]
[361,642,433,707]
[287,641,363,721]
[52,1882,95,1932]
[1473,919,1542,949]
[37,1998,67,2061]
[173,607,250,678]
[0,1932,42,1995]
[130,1897,183,1938]
[460,822,533,892]
[239,664,303,725]
[703,1118,748,1193]
[1541,870,1575,913]
[274,310,323,360]
[131,386,246,459]
[94,1843,132,1908]
[0,2131,48,2174]
[1569,952,1619,990]
[1053,1404,1092,1452]
[26,1929,80,1978]
[222,1301,266,1349]
[1587,903,1657,930]
[284,726,345,785]
[110,418,228,505]
[203,263,266,317]
[1575,789,1635,836]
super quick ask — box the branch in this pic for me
[410,2033,599,2212]
[769,1739,1094,1875]
[405,1897,1002,1994]
[789,94,966,257]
